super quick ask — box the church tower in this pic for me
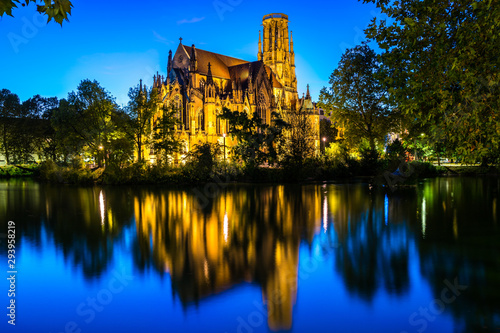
[260,13,298,105]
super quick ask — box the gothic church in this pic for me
[150,13,319,162]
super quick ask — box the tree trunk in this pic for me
[369,137,376,153]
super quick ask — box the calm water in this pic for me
[1,177,499,333]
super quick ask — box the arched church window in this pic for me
[257,92,267,124]
[216,110,222,135]
[199,79,205,91]
[197,110,205,131]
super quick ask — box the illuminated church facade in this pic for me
[150,13,320,162]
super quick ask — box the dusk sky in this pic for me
[0,0,381,106]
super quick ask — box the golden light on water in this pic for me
[99,190,105,225]
[323,196,328,233]
[422,198,426,238]
[223,211,229,243]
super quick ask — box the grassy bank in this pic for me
[3,160,495,185]
[0,164,40,178]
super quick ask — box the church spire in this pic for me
[206,62,214,85]
[190,44,198,72]
[306,84,311,99]
[258,30,263,61]
[167,49,173,74]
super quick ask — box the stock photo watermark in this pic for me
[401,277,468,333]
[213,0,243,21]
[227,252,331,333]
[5,221,16,326]
[50,267,134,333]
[7,13,47,54]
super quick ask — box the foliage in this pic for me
[51,79,125,167]
[124,82,159,162]
[152,104,184,164]
[319,43,394,153]
[363,0,500,164]
[320,119,338,149]
[38,160,100,184]
[0,0,73,25]
[0,164,39,178]
[220,107,287,169]
[278,107,317,168]
[183,142,221,182]
[0,89,20,165]
[325,141,350,164]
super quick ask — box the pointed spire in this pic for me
[190,44,198,72]
[140,79,143,93]
[258,30,263,61]
[167,50,173,73]
[306,84,311,99]
[206,62,214,85]
[248,70,253,92]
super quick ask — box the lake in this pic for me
[1,177,499,333]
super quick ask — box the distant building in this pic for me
[149,13,320,163]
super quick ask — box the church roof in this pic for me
[183,45,249,79]
[228,61,283,89]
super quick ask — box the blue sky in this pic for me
[0,0,380,106]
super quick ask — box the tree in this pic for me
[125,82,159,162]
[363,0,500,164]
[1,0,73,25]
[319,43,393,154]
[278,107,317,167]
[52,80,121,167]
[184,142,221,180]
[320,118,338,147]
[0,89,20,164]
[220,107,287,168]
[16,95,58,163]
[152,104,183,164]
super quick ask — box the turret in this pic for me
[258,30,263,61]
[205,62,215,103]
[190,44,198,72]
[167,50,173,74]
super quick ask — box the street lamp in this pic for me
[98,145,104,167]
[322,137,326,153]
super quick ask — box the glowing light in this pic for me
[204,260,209,281]
[99,190,105,225]
[422,198,426,238]
[223,211,229,243]
[322,196,328,233]
[384,194,389,225]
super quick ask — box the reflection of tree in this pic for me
[3,177,499,332]
[0,179,134,278]
[132,184,323,331]
[330,184,411,301]
[415,178,500,332]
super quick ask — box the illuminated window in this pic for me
[257,92,267,124]
[216,110,222,135]
[197,110,204,131]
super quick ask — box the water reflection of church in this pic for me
[133,186,323,330]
